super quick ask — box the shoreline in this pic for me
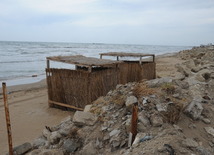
[0,74,46,87]
[0,78,47,95]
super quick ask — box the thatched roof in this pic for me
[99,52,155,57]
[47,55,121,67]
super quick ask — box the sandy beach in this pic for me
[0,53,184,154]
[0,80,73,154]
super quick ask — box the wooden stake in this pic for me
[2,82,13,155]
[130,102,138,145]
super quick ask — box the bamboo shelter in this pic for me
[100,52,156,84]
[46,55,121,110]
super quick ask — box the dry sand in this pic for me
[0,80,72,154]
[0,53,184,154]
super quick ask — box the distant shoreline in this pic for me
[0,74,46,87]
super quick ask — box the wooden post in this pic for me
[100,54,103,59]
[153,55,155,62]
[47,59,50,69]
[2,82,13,155]
[139,56,142,65]
[88,66,92,72]
[130,102,138,144]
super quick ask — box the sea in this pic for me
[0,41,192,86]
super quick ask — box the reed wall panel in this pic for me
[141,62,156,80]
[46,68,118,109]
[46,68,90,109]
[118,62,155,84]
[89,68,118,102]
[46,62,155,110]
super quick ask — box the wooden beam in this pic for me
[2,82,13,155]
[48,100,84,111]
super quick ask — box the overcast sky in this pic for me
[0,0,214,46]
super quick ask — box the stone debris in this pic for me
[156,103,167,112]
[138,113,150,127]
[147,77,173,87]
[62,139,82,153]
[83,104,92,112]
[150,114,163,127]
[27,149,64,155]
[184,99,203,120]
[196,146,212,155]
[43,128,51,141]
[204,127,214,137]
[32,137,46,149]
[80,142,98,155]
[109,129,120,137]
[73,111,97,126]
[12,142,32,155]
[139,135,153,143]
[201,117,211,124]
[23,45,214,155]
[125,96,138,111]
[49,131,62,144]
[182,138,199,148]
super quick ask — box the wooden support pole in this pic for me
[47,59,50,69]
[130,102,138,145]
[153,55,155,62]
[88,66,92,72]
[139,57,142,65]
[2,82,13,155]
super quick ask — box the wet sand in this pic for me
[0,53,184,154]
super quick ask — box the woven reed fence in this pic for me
[118,61,156,84]
[141,62,156,80]
[46,67,118,110]
[46,61,155,110]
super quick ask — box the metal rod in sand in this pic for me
[2,82,13,155]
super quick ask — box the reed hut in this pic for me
[46,55,121,110]
[100,52,156,84]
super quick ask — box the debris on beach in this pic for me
[11,45,214,155]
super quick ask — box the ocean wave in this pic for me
[0,41,192,81]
